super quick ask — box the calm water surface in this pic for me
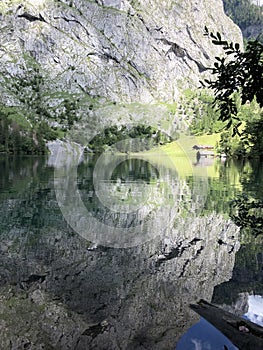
[0,152,262,350]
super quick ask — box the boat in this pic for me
[190,299,263,350]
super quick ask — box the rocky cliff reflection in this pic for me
[54,152,209,248]
[0,154,240,350]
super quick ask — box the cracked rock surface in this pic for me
[0,0,242,103]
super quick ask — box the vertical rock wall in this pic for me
[0,0,242,103]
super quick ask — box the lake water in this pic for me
[0,149,262,350]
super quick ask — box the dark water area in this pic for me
[0,153,262,350]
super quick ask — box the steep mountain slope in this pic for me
[0,0,242,104]
[0,0,243,151]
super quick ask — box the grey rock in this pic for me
[0,0,242,104]
[0,0,243,143]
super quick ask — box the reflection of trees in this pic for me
[212,237,263,307]
[188,159,263,227]
[0,156,62,236]
[77,156,171,228]
[77,156,161,194]
[0,155,51,199]
[230,194,263,237]
[78,154,263,225]
[202,178,239,214]
[187,160,242,217]
[229,160,263,237]
[111,159,159,183]
[239,160,263,200]
[212,159,263,313]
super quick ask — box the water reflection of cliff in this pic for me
[0,154,241,350]
[55,153,211,248]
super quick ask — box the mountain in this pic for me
[0,0,243,153]
[0,1,241,104]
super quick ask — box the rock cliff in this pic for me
[0,0,242,106]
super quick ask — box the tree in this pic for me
[202,27,263,136]
[1,53,79,130]
[223,0,263,32]
[0,53,80,153]
[202,29,263,236]
[223,0,263,39]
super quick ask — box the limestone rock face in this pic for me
[0,0,242,104]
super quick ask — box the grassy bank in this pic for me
[129,133,222,178]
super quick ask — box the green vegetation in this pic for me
[214,98,262,158]
[87,124,175,153]
[183,89,260,159]
[133,133,222,178]
[0,104,59,154]
[230,194,263,236]
[202,29,262,128]
[201,29,263,159]
[0,53,80,154]
[223,0,263,40]
[201,29,263,240]
[181,89,224,135]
